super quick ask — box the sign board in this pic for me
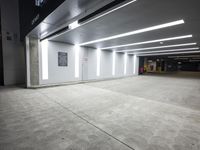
[19,0,65,40]
[58,52,68,66]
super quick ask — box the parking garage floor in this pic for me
[0,73,200,150]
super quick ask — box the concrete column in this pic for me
[26,36,40,87]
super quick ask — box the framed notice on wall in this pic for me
[58,52,68,66]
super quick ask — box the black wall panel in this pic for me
[18,0,65,40]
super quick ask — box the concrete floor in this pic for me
[0,73,200,150]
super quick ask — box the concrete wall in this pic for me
[0,0,25,85]
[31,40,137,87]
[29,37,40,86]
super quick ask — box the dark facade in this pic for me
[18,0,65,40]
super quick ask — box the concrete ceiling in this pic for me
[37,0,200,56]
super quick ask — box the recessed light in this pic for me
[132,47,199,54]
[101,35,193,50]
[49,0,137,39]
[137,51,200,56]
[41,31,48,37]
[69,21,80,30]
[116,43,197,53]
[82,0,137,26]
[78,20,185,46]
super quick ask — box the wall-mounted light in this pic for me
[101,35,193,50]
[97,49,101,77]
[41,40,49,80]
[78,20,185,46]
[75,45,80,78]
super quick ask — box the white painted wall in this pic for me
[38,41,137,86]
[0,0,25,85]
[100,50,113,79]
[115,53,124,77]
[127,55,134,75]
[87,48,98,80]
[39,41,84,85]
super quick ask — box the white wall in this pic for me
[87,48,98,80]
[38,41,137,86]
[101,50,113,78]
[0,0,25,85]
[127,55,134,75]
[115,53,124,77]
[39,41,84,85]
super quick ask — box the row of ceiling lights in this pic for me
[76,1,199,55]
[48,0,200,56]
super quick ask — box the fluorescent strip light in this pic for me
[49,0,137,39]
[41,31,48,37]
[101,35,193,50]
[124,53,128,75]
[75,45,80,78]
[133,47,199,54]
[137,51,200,56]
[82,0,137,27]
[79,20,185,46]
[116,43,197,53]
[41,40,49,80]
[112,51,116,76]
[97,49,101,76]
[69,21,80,30]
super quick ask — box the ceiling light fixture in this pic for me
[69,21,80,30]
[41,31,48,37]
[137,51,200,56]
[49,0,137,39]
[78,20,185,46]
[82,0,137,26]
[101,35,193,50]
[116,43,197,53]
[132,47,199,55]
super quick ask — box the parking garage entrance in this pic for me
[139,55,200,75]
